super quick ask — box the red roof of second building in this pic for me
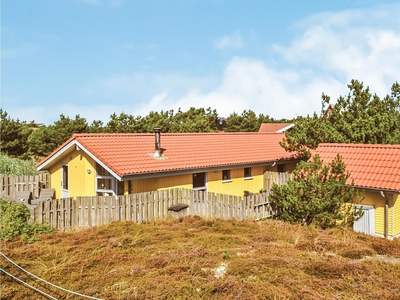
[313,143,400,192]
[37,132,300,177]
[258,123,293,133]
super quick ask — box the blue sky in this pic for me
[2,0,400,125]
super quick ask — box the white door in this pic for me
[353,205,375,236]
[62,164,69,198]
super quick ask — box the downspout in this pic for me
[380,191,389,239]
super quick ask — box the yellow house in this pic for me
[314,143,400,239]
[36,130,302,199]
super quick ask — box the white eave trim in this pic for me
[76,141,122,181]
[276,123,295,133]
[37,139,77,171]
[37,140,122,181]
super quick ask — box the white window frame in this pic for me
[96,163,117,196]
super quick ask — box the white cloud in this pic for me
[153,3,400,119]
[135,57,343,119]
[214,31,243,50]
[273,3,400,95]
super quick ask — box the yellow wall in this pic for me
[360,191,386,236]
[130,166,266,197]
[132,174,192,193]
[48,155,299,199]
[392,194,400,237]
[68,151,96,198]
[49,150,95,198]
[358,190,400,238]
[207,167,265,197]
[49,163,62,199]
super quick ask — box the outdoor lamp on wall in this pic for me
[87,168,92,174]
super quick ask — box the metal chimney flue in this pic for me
[153,128,162,158]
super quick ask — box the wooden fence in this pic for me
[34,188,277,231]
[264,171,293,190]
[0,174,51,199]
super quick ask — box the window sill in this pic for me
[193,186,207,191]
[222,179,232,183]
[244,177,253,180]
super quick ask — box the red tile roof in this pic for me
[313,143,400,192]
[37,132,300,178]
[258,123,293,133]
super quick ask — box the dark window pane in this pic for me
[98,178,112,190]
[118,181,124,195]
[62,165,68,189]
[222,170,231,180]
[244,167,252,178]
[193,172,206,188]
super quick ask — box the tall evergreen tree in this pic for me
[224,110,275,132]
[28,114,90,158]
[53,114,89,147]
[170,107,218,132]
[0,110,31,159]
[281,80,400,156]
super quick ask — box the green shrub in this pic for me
[222,250,230,260]
[0,199,53,242]
[0,153,43,176]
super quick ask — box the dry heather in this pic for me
[1,216,400,299]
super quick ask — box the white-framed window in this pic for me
[222,169,231,182]
[96,163,116,196]
[244,167,252,179]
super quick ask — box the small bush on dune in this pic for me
[0,199,53,242]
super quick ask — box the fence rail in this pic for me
[33,188,276,230]
[0,174,50,199]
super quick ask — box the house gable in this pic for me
[37,137,121,181]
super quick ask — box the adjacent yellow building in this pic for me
[314,143,400,239]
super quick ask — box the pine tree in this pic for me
[269,154,364,229]
[281,80,400,156]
